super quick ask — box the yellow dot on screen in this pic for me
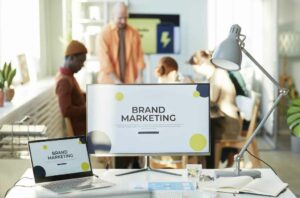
[193,91,200,97]
[189,134,207,151]
[115,92,124,101]
[42,145,48,150]
[81,162,90,171]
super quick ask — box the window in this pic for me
[0,0,40,82]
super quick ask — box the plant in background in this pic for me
[2,62,16,102]
[287,98,300,137]
[0,70,4,106]
[2,62,16,88]
[0,70,4,90]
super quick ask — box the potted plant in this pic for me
[287,98,300,153]
[0,70,4,107]
[2,62,16,102]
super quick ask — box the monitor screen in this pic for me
[87,84,210,156]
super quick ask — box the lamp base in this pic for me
[215,169,261,178]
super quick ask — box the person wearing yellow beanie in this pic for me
[55,40,88,136]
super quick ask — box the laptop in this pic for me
[28,136,114,193]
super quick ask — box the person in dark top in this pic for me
[55,40,87,136]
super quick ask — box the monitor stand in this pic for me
[115,156,182,176]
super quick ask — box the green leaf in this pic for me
[2,62,7,79]
[4,62,11,81]
[7,68,16,87]
[291,98,300,106]
[292,124,300,137]
[287,113,300,126]
[289,120,300,130]
[287,106,300,116]
[0,70,4,89]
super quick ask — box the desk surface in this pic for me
[5,168,296,198]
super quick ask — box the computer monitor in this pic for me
[87,84,210,156]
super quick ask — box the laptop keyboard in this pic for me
[41,177,93,193]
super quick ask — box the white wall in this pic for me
[279,0,300,94]
[128,0,208,83]
[260,0,278,143]
[0,0,2,64]
[39,0,64,78]
[0,0,40,81]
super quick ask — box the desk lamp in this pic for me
[211,24,289,178]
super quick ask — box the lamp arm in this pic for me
[234,47,289,175]
[241,48,281,89]
[235,93,285,174]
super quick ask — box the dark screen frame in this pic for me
[28,136,93,183]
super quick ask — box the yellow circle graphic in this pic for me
[81,162,90,171]
[42,145,48,150]
[189,134,207,151]
[115,92,124,101]
[193,91,200,97]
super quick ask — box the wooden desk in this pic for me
[5,168,296,198]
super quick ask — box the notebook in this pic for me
[28,136,114,193]
[203,176,288,197]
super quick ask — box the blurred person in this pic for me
[155,56,193,83]
[153,56,197,168]
[155,56,183,83]
[98,2,145,167]
[188,50,241,168]
[55,40,87,136]
[98,2,145,84]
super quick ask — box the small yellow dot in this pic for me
[193,91,200,97]
[115,92,124,101]
[42,145,48,150]
[81,162,90,171]
[189,134,207,151]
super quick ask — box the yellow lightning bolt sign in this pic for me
[161,32,171,48]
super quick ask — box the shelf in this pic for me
[79,19,105,25]
[72,0,127,64]
[78,0,108,3]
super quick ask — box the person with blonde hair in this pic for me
[188,50,241,168]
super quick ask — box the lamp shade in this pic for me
[211,25,243,71]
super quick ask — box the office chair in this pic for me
[214,94,261,168]
[64,117,75,137]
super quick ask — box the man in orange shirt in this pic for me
[98,2,145,84]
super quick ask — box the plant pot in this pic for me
[291,135,300,153]
[0,90,4,107]
[5,88,14,102]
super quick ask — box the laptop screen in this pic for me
[28,136,93,183]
